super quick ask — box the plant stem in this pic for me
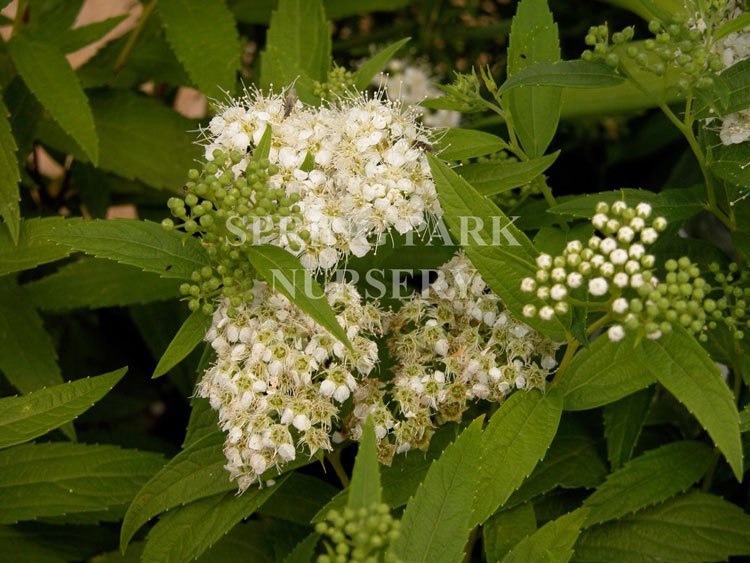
[11,0,28,37]
[326,448,350,488]
[113,0,157,73]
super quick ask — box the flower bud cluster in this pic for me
[315,503,401,563]
[375,59,461,128]
[343,253,560,460]
[314,65,357,101]
[706,262,750,340]
[581,23,635,69]
[608,256,711,342]
[197,280,386,491]
[522,201,666,329]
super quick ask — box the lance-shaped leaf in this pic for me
[245,244,352,349]
[48,219,209,280]
[0,367,127,449]
[471,388,563,526]
[152,309,211,379]
[354,37,411,90]
[7,34,98,163]
[0,99,20,243]
[0,217,76,276]
[389,418,484,563]
[498,60,624,95]
[459,151,560,196]
[642,325,743,480]
[433,128,509,161]
[502,508,588,563]
[603,387,653,469]
[158,0,240,98]
[348,418,381,510]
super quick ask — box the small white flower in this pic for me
[609,249,628,265]
[434,339,449,355]
[319,379,336,397]
[588,277,609,296]
[592,213,608,230]
[550,284,567,301]
[539,306,555,321]
[612,298,629,314]
[536,254,553,269]
[333,385,351,403]
[636,203,652,218]
[567,272,583,288]
[613,272,629,288]
[514,375,526,389]
[607,325,626,342]
[640,228,658,244]
[278,443,296,461]
[521,278,536,293]
[292,413,312,432]
[522,304,537,318]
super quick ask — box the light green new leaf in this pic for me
[24,259,182,311]
[140,475,288,562]
[48,219,209,280]
[159,0,240,98]
[642,325,743,480]
[557,333,656,411]
[582,441,714,527]
[498,60,624,95]
[574,491,750,562]
[459,151,560,196]
[433,128,509,161]
[120,431,231,551]
[0,277,64,395]
[483,503,537,562]
[0,367,126,449]
[0,99,20,243]
[502,508,588,563]
[389,418,483,563]
[260,0,331,95]
[152,309,211,379]
[0,443,163,524]
[428,154,567,339]
[472,388,563,526]
[603,387,653,469]
[0,217,76,276]
[354,37,411,90]
[246,244,351,349]
[505,0,561,158]
[348,418,381,510]
[8,34,98,163]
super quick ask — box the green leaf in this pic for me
[252,124,273,163]
[502,508,588,563]
[258,473,338,524]
[506,418,607,508]
[0,217,75,276]
[472,388,563,526]
[458,151,560,196]
[581,441,714,527]
[641,326,744,480]
[158,0,240,98]
[245,244,352,349]
[199,521,275,562]
[120,431,230,551]
[323,0,411,18]
[574,491,750,562]
[0,99,20,243]
[50,15,128,54]
[483,503,537,562]
[48,219,209,280]
[260,0,331,96]
[0,443,163,524]
[282,533,321,563]
[183,396,218,448]
[0,367,126,449]
[505,0,561,158]
[428,154,567,339]
[433,128,509,161]
[498,60,624,95]
[716,13,750,41]
[0,277,64,395]
[603,387,653,470]
[140,476,288,562]
[347,418,381,510]
[353,37,411,90]
[24,259,182,311]
[152,309,211,379]
[557,333,656,411]
[389,418,483,563]
[711,136,750,187]
[7,34,98,163]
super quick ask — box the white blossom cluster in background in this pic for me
[197,280,386,491]
[203,89,442,272]
[344,253,561,461]
[374,59,461,129]
[701,0,750,145]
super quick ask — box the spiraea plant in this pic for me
[1,0,750,562]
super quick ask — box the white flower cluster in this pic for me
[376,59,462,129]
[521,201,668,339]
[706,1,750,145]
[203,89,442,272]
[344,253,560,460]
[197,280,386,491]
